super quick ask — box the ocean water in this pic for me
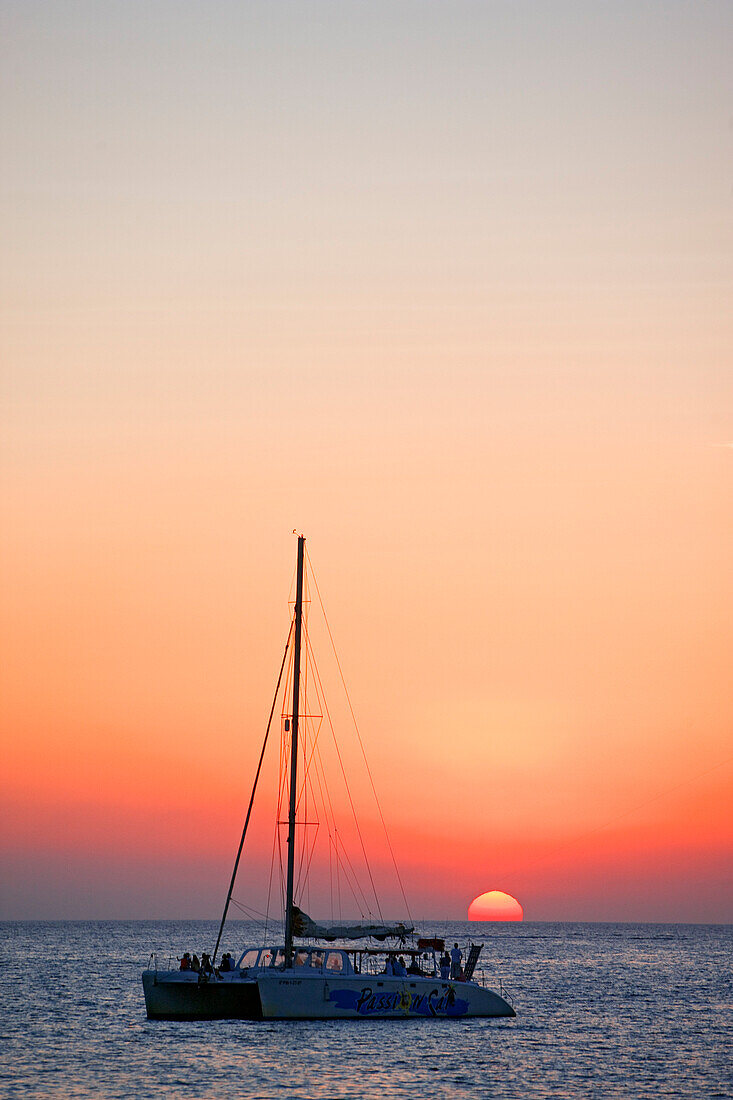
[1,920,730,1099]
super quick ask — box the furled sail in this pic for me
[291,906,413,942]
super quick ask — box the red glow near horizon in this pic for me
[468,891,524,921]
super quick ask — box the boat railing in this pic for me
[358,956,440,979]
[147,953,189,972]
[473,969,514,1006]
[360,957,383,977]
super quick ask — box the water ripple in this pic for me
[1,920,731,1098]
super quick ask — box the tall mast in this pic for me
[284,534,305,967]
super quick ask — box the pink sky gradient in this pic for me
[1,1,731,920]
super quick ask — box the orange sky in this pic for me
[1,1,731,920]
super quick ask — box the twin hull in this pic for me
[142,970,515,1020]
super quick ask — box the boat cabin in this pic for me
[235,945,440,978]
[237,947,356,974]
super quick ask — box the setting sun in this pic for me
[468,891,524,921]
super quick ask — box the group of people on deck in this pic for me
[383,955,409,976]
[178,951,236,976]
[441,944,464,981]
[383,943,464,981]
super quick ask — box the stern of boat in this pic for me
[142,969,262,1020]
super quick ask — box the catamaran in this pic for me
[142,536,515,1020]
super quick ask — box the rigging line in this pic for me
[263,825,276,945]
[329,827,334,921]
[295,715,325,819]
[277,713,290,820]
[293,675,324,816]
[293,747,313,898]
[231,901,267,922]
[229,899,258,920]
[294,731,327,901]
[275,651,293,895]
[277,690,288,934]
[307,735,338,920]
[293,595,322,817]
[306,551,411,921]
[274,826,286,939]
[264,798,281,946]
[299,584,310,891]
[267,695,291,947]
[212,621,293,965]
[301,629,374,893]
[295,821,321,900]
[301,637,337,839]
[312,751,371,919]
[296,629,318,894]
[500,751,733,883]
[294,701,324,807]
[294,818,319,900]
[305,629,384,921]
[230,897,270,920]
[311,735,374,918]
[293,716,325,831]
[309,744,366,919]
[295,751,308,893]
[331,826,373,919]
[309,742,337,866]
[307,706,373,918]
[276,642,293,826]
[310,730,337,845]
[301,572,310,915]
[338,836,374,918]
[336,828,342,922]
[312,738,374,919]
[276,806,286,899]
[286,557,297,611]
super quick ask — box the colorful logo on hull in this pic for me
[329,985,469,1017]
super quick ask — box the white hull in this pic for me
[143,967,514,1020]
[256,971,514,1019]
